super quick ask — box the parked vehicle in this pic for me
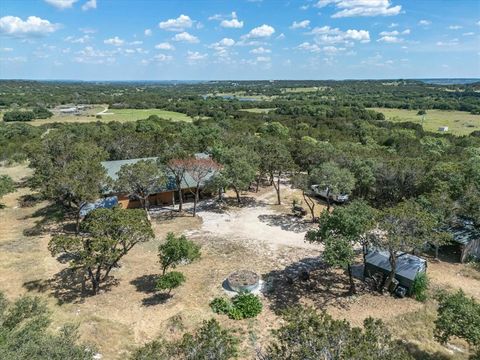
[310,185,349,203]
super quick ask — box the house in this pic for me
[101,153,216,209]
[364,249,427,294]
[447,219,480,263]
[438,126,449,132]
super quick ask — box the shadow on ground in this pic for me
[258,214,312,233]
[23,267,118,304]
[130,274,172,306]
[262,257,371,314]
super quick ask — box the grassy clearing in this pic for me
[240,108,277,114]
[1,107,193,126]
[370,108,480,136]
[280,87,328,93]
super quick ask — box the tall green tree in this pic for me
[29,131,108,233]
[48,208,154,294]
[311,161,356,211]
[158,232,201,275]
[307,200,378,293]
[114,159,167,210]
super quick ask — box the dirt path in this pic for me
[188,187,319,251]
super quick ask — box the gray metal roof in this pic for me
[101,153,216,193]
[365,250,427,281]
[447,220,480,246]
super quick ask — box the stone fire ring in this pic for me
[226,270,260,293]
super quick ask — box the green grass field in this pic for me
[280,87,329,93]
[240,108,277,113]
[370,108,480,136]
[1,107,193,126]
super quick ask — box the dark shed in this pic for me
[364,250,427,291]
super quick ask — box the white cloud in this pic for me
[379,30,399,36]
[309,26,370,45]
[153,53,173,62]
[402,29,410,34]
[315,0,401,18]
[243,24,275,39]
[159,14,193,32]
[64,34,91,43]
[436,39,459,46]
[250,46,271,54]
[418,19,431,26]
[463,32,475,36]
[172,31,199,43]
[290,20,310,29]
[0,56,27,62]
[448,25,462,30]
[187,51,208,61]
[209,38,235,58]
[155,42,175,50]
[377,35,402,43]
[74,46,116,64]
[296,42,321,53]
[389,22,398,28]
[129,40,142,45]
[256,56,270,62]
[80,27,96,34]
[144,29,152,36]
[104,36,124,46]
[0,47,13,52]
[276,33,286,40]
[44,0,77,9]
[221,18,244,28]
[0,16,60,38]
[81,0,96,11]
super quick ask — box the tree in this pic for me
[258,139,295,205]
[349,159,375,199]
[29,132,108,233]
[262,306,413,360]
[182,156,220,216]
[434,290,480,357]
[155,271,186,295]
[306,200,378,293]
[291,173,317,222]
[311,161,356,211]
[131,319,238,360]
[114,159,167,210]
[48,208,154,294]
[374,200,437,292]
[0,174,15,207]
[0,291,95,359]
[214,145,259,204]
[158,232,201,275]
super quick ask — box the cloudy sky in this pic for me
[0,0,479,80]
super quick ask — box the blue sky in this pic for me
[0,0,479,80]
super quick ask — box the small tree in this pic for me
[291,173,317,222]
[114,159,166,210]
[48,208,154,294]
[0,174,15,207]
[182,156,220,216]
[155,271,186,295]
[158,232,201,275]
[311,161,356,211]
[435,290,480,357]
[263,306,413,359]
[307,201,377,294]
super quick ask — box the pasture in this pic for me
[370,108,480,136]
[240,108,277,114]
[1,107,193,126]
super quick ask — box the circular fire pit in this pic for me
[227,270,260,293]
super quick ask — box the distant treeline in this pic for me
[2,107,53,122]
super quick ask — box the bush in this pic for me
[3,110,35,122]
[32,107,53,119]
[210,297,231,314]
[155,271,186,295]
[210,293,263,320]
[412,272,429,302]
[231,292,263,319]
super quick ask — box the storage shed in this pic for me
[364,249,427,292]
[447,219,480,263]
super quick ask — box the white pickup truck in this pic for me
[310,185,349,203]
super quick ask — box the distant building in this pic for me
[446,219,480,262]
[438,126,449,132]
[59,107,78,114]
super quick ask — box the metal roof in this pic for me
[447,220,480,246]
[365,250,427,281]
[101,153,216,193]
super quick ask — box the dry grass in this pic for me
[369,108,480,136]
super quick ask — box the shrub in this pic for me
[155,271,186,295]
[3,110,35,122]
[210,297,231,314]
[231,292,263,319]
[412,272,429,302]
[210,293,262,320]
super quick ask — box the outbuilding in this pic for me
[364,249,427,293]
